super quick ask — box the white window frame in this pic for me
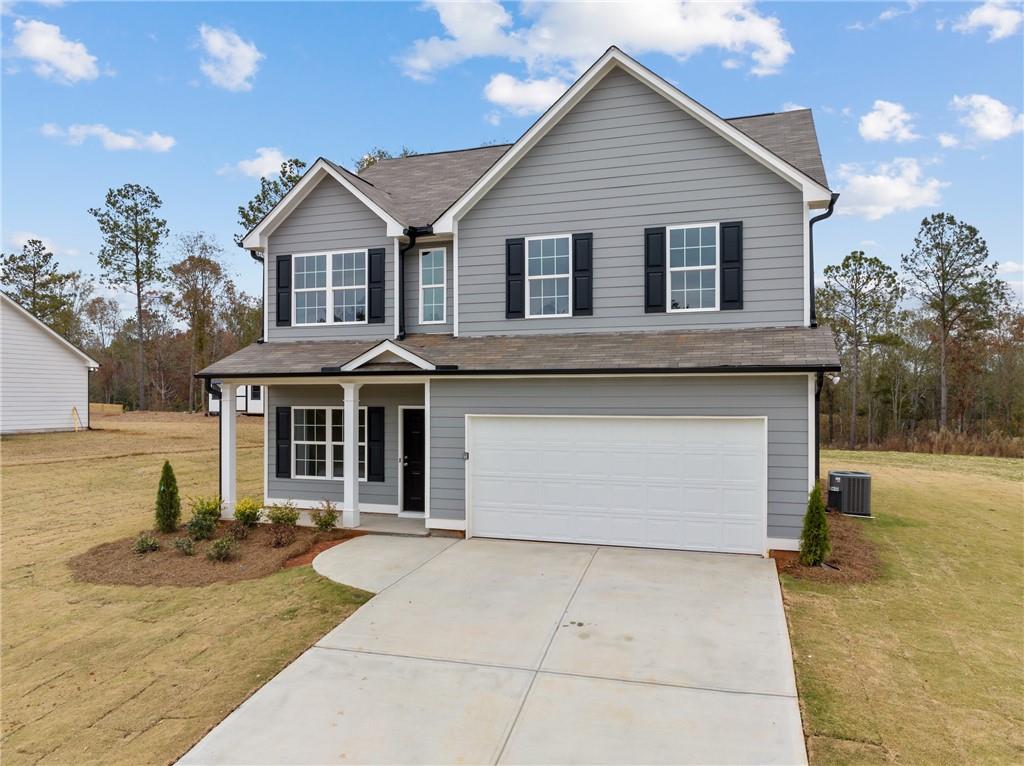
[290,406,367,482]
[419,247,447,325]
[292,249,369,326]
[525,233,572,319]
[291,406,329,479]
[666,222,720,314]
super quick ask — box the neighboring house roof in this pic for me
[197,326,840,378]
[0,293,99,368]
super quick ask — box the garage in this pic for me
[466,415,767,554]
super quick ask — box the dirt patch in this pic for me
[283,534,366,569]
[776,512,881,584]
[69,523,363,587]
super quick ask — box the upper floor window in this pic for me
[526,235,571,317]
[420,248,446,324]
[668,224,718,312]
[293,251,367,326]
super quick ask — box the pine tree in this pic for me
[155,461,181,532]
[799,483,830,566]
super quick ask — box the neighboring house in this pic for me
[208,384,265,416]
[199,47,840,555]
[1,292,99,434]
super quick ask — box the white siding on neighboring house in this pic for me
[0,294,98,434]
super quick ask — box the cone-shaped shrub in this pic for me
[155,460,181,533]
[799,482,830,566]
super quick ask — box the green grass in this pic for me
[783,450,1024,764]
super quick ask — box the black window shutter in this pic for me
[367,407,385,482]
[720,221,743,310]
[644,227,666,313]
[275,255,292,327]
[505,237,525,319]
[275,407,291,478]
[367,248,386,323]
[572,233,593,316]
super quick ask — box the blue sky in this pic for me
[3,1,1022,304]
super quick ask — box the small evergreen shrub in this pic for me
[173,537,196,556]
[228,522,249,540]
[186,497,221,541]
[309,499,339,532]
[206,537,236,562]
[267,502,300,547]
[133,533,160,555]
[154,461,181,533]
[799,482,831,567]
[234,497,263,527]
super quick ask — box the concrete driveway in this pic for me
[181,538,805,765]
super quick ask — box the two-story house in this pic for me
[199,47,840,556]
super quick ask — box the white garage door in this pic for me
[467,416,766,554]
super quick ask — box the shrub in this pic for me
[154,461,181,533]
[267,502,300,548]
[799,483,831,567]
[173,537,196,556]
[309,499,339,532]
[206,537,236,562]
[133,533,160,555]
[228,522,249,541]
[186,496,222,540]
[234,497,263,527]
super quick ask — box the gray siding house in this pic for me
[200,48,840,555]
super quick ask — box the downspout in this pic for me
[815,371,824,486]
[808,192,839,327]
[249,250,265,342]
[397,225,433,340]
[204,378,222,500]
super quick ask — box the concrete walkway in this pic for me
[181,539,806,765]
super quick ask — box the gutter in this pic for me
[808,192,839,327]
[397,226,433,340]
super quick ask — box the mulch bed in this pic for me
[69,523,364,587]
[774,512,881,584]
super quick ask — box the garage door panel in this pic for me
[468,417,765,554]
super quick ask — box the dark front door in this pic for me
[402,409,426,512]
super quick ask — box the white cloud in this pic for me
[858,100,920,142]
[937,132,960,148]
[998,259,1023,274]
[41,122,176,152]
[836,158,948,220]
[400,0,795,84]
[9,231,78,258]
[484,110,503,126]
[484,73,567,116]
[781,101,808,112]
[219,147,286,178]
[10,19,98,84]
[197,24,263,92]
[848,1,920,31]
[951,94,1024,141]
[721,58,742,70]
[953,1,1023,41]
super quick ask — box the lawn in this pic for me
[1,412,370,766]
[785,449,1024,765]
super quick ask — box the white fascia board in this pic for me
[242,159,405,249]
[340,339,436,371]
[434,48,831,231]
[1,293,100,368]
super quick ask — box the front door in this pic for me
[402,409,426,513]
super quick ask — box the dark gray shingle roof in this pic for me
[727,109,829,188]
[198,326,840,378]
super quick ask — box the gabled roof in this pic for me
[0,293,100,368]
[728,109,828,188]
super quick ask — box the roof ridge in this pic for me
[727,109,812,121]
[359,143,513,168]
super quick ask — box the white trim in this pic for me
[340,339,436,371]
[808,373,816,491]
[434,48,832,232]
[767,537,799,552]
[0,293,99,368]
[452,221,460,337]
[665,222,720,314]
[289,405,367,482]
[292,250,369,327]
[262,233,270,339]
[263,385,270,504]
[393,236,400,339]
[242,159,404,248]
[398,405,426,514]
[463,413,769,555]
[418,246,447,325]
[426,517,465,531]
[802,209,811,327]
[425,378,432,521]
[524,233,573,319]
[263,497,397,515]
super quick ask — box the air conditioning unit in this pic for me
[827,471,872,517]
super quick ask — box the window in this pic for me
[526,235,571,317]
[668,224,718,311]
[419,248,446,324]
[250,386,261,401]
[291,407,366,481]
[293,250,367,325]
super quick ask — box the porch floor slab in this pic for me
[354,512,429,536]
[313,534,457,593]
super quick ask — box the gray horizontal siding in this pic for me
[266,384,423,506]
[403,240,454,334]
[457,68,806,336]
[428,375,811,540]
[267,178,394,342]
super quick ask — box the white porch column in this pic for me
[341,382,362,527]
[220,382,237,516]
